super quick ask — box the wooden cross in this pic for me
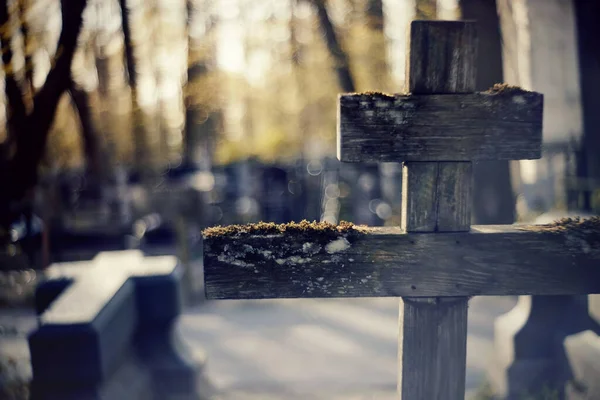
[203,21,600,399]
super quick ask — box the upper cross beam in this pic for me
[337,20,543,164]
[337,89,543,162]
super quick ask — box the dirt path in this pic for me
[179,296,517,399]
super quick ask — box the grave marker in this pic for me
[28,251,210,399]
[203,21,599,399]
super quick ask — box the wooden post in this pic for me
[398,21,476,399]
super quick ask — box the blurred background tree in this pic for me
[0,0,424,190]
[0,0,87,232]
[0,0,597,267]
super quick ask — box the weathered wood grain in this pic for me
[400,21,475,399]
[437,162,472,231]
[203,224,600,299]
[399,160,471,399]
[398,297,467,399]
[407,20,477,94]
[401,162,438,232]
[399,158,471,400]
[401,162,472,232]
[337,91,543,162]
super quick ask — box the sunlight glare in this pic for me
[217,23,245,74]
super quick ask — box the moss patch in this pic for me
[520,216,600,234]
[204,221,366,275]
[484,83,531,95]
[344,91,396,99]
[519,216,600,254]
[203,220,366,238]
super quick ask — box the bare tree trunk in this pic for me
[184,0,205,167]
[94,31,123,167]
[119,0,136,90]
[365,0,389,92]
[13,0,87,181]
[68,82,104,184]
[461,0,515,224]
[416,0,437,19]
[118,0,148,177]
[290,0,308,158]
[17,0,34,104]
[0,0,87,230]
[311,0,356,93]
[290,0,302,67]
[184,0,219,170]
[0,0,28,149]
[366,0,383,30]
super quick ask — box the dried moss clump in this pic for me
[347,91,396,99]
[517,216,600,255]
[203,220,365,238]
[521,216,600,234]
[519,216,600,251]
[484,83,530,95]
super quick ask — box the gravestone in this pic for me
[352,164,382,226]
[489,212,600,398]
[563,295,600,399]
[28,250,211,400]
[261,166,290,223]
[491,3,600,395]
[287,157,311,222]
[497,0,583,213]
[319,157,342,224]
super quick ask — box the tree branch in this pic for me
[68,79,103,183]
[366,0,383,30]
[18,0,34,96]
[311,0,355,93]
[119,0,137,89]
[0,0,28,145]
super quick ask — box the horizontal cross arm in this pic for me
[203,222,599,299]
[337,90,543,162]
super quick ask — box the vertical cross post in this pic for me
[398,21,477,399]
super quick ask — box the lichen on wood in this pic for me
[202,221,368,279]
[202,220,365,238]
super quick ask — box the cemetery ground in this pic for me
[0,210,593,399]
[0,286,516,399]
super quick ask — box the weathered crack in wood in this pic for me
[401,161,473,232]
[399,297,468,399]
[408,20,478,94]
